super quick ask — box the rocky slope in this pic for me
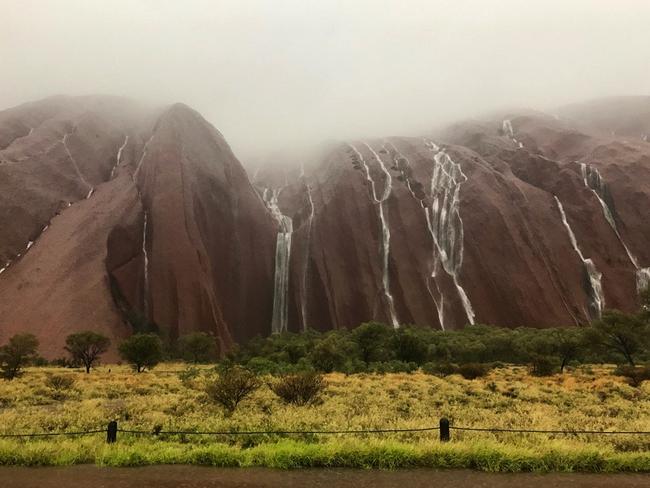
[0,96,276,357]
[255,97,650,333]
[1,95,648,357]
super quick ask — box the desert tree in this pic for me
[65,331,111,373]
[118,333,163,372]
[179,332,217,363]
[586,310,649,366]
[0,333,39,380]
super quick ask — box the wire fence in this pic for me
[2,419,650,443]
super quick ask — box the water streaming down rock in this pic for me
[502,119,524,148]
[62,130,94,198]
[300,173,315,331]
[580,162,650,292]
[385,141,445,328]
[349,143,399,328]
[554,196,604,319]
[142,211,150,319]
[424,140,476,327]
[263,188,293,334]
[110,136,129,180]
[134,135,154,179]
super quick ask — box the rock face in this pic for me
[1,95,649,357]
[0,96,276,357]
[255,97,650,333]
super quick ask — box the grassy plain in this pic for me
[0,364,648,471]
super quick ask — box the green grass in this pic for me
[0,364,648,471]
[0,438,649,472]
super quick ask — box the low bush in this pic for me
[614,365,650,387]
[205,365,261,414]
[44,373,76,391]
[269,372,326,406]
[422,362,458,377]
[457,363,490,379]
[530,356,557,376]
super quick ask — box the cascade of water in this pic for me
[263,188,293,334]
[580,162,649,292]
[424,140,476,326]
[62,130,94,198]
[384,141,446,328]
[110,135,129,180]
[142,212,150,319]
[300,174,315,331]
[555,196,604,319]
[134,135,155,179]
[349,143,399,328]
[502,119,524,148]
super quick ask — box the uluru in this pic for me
[1,95,649,358]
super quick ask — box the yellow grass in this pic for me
[0,364,648,469]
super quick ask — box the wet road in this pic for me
[1,466,648,488]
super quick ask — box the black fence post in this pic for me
[440,418,450,442]
[107,421,118,444]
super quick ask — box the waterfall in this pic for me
[580,162,650,292]
[424,140,476,326]
[502,119,524,148]
[110,135,129,180]
[62,130,94,198]
[263,188,293,334]
[349,143,399,328]
[384,141,445,328]
[134,135,154,179]
[300,175,315,331]
[142,211,150,319]
[555,196,604,319]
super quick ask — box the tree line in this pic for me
[1,288,649,380]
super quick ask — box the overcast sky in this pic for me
[2,0,650,160]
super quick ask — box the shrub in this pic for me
[457,363,490,379]
[422,362,458,377]
[178,332,218,363]
[530,356,557,376]
[118,334,163,372]
[246,357,283,375]
[614,365,650,387]
[367,360,418,374]
[308,335,351,373]
[0,333,39,380]
[44,373,76,391]
[205,365,261,414]
[44,373,76,399]
[269,372,326,406]
[178,366,202,389]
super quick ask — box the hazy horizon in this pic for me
[2,0,650,162]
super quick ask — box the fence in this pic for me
[2,418,650,444]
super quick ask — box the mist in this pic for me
[2,0,650,162]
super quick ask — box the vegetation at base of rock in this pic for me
[0,365,648,471]
[205,365,262,414]
[268,372,326,405]
[178,332,218,363]
[118,334,163,373]
[64,331,110,373]
[0,333,39,380]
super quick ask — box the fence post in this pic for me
[439,418,450,442]
[107,421,118,444]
